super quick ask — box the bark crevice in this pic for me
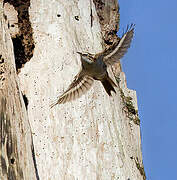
[31,143,40,180]
[4,0,35,72]
[22,93,28,110]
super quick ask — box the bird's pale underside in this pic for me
[50,24,135,108]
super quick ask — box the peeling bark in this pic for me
[4,0,35,72]
[93,0,122,75]
[93,0,120,46]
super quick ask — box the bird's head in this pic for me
[77,52,95,64]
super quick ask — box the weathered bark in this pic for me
[0,1,37,180]
[1,0,145,180]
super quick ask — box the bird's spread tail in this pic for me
[101,76,117,96]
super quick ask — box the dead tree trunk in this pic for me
[0,1,38,180]
[1,0,145,179]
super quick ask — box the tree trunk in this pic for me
[0,1,37,180]
[1,0,146,180]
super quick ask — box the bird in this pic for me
[50,24,134,107]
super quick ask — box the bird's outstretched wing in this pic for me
[50,72,94,107]
[103,24,135,66]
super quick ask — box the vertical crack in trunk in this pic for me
[31,142,40,180]
[22,93,29,110]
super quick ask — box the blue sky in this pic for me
[118,0,177,179]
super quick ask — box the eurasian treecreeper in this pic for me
[51,24,135,107]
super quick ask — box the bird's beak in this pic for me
[77,52,82,55]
